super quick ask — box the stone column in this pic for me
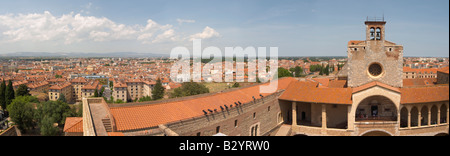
[407,106,411,129]
[347,105,354,131]
[321,104,327,130]
[428,107,431,126]
[447,103,449,124]
[292,101,297,126]
[437,106,441,125]
[418,111,421,127]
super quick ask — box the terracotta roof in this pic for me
[109,77,295,131]
[438,67,449,74]
[403,67,438,74]
[49,82,72,90]
[114,82,127,88]
[352,81,401,94]
[328,80,347,88]
[312,78,329,87]
[279,81,353,105]
[348,40,365,46]
[401,85,449,104]
[63,117,83,133]
[107,132,125,136]
[403,78,436,87]
[71,77,87,83]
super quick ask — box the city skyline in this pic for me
[0,0,448,57]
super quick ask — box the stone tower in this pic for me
[347,19,404,88]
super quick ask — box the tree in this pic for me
[138,96,152,102]
[35,100,75,127]
[294,66,303,77]
[152,78,165,100]
[39,116,60,136]
[5,80,15,107]
[99,87,105,97]
[170,82,210,98]
[278,68,293,78]
[325,65,330,76]
[16,84,30,97]
[232,82,240,88]
[57,94,67,103]
[94,89,99,97]
[7,96,38,133]
[0,80,6,112]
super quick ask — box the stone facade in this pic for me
[348,21,403,88]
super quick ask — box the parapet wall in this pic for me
[164,90,285,136]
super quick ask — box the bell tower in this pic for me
[347,18,404,88]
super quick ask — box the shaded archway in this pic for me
[420,106,429,126]
[361,130,392,136]
[400,107,408,128]
[431,105,438,125]
[440,105,447,124]
[411,107,419,127]
[355,96,398,121]
[435,133,449,136]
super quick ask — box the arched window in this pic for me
[376,28,381,40]
[370,28,375,40]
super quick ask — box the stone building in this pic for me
[73,20,448,136]
[48,82,74,103]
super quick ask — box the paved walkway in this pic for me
[275,124,292,136]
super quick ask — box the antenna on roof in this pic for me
[203,110,208,115]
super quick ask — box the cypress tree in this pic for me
[0,80,6,111]
[152,78,165,100]
[5,80,15,107]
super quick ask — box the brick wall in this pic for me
[165,91,284,136]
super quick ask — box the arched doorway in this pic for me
[430,105,438,125]
[400,107,408,128]
[411,107,419,127]
[361,130,392,136]
[355,96,398,121]
[420,106,429,126]
[440,105,447,124]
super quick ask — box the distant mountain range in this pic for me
[0,52,169,58]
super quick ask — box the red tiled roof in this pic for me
[279,81,353,105]
[401,85,449,104]
[110,77,296,131]
[63,117,83,133]
[348,40,365,46]
[438,67,449,74]
[403,78,436,87]
[328,80,347,88]
[352,81,401,94]
[403,67,438,74]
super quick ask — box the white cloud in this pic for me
[0,11,220,46]
[177,18,195,25]
[189,26,221,41]
[0,11,179,45]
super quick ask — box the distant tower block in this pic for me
[347,18,404,88]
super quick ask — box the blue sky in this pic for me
[0,0,448,57]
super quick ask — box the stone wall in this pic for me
[164,91,284,136]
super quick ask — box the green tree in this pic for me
[0,80,6,112]
[57,94,67,103]
[138,96,152,102]
[278,68,293,78]
[94,89,99,97]
[16,84,30,97]
[152,78,165,100]
[40,116,60,136]
[325,65,330,76]
[232,82,240,88]
[170,82,210,98]
[7,96,38,133]
[5,80,15,107]
[35,100,75,126]
[294,66,303,77]
[99,87,105,97]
